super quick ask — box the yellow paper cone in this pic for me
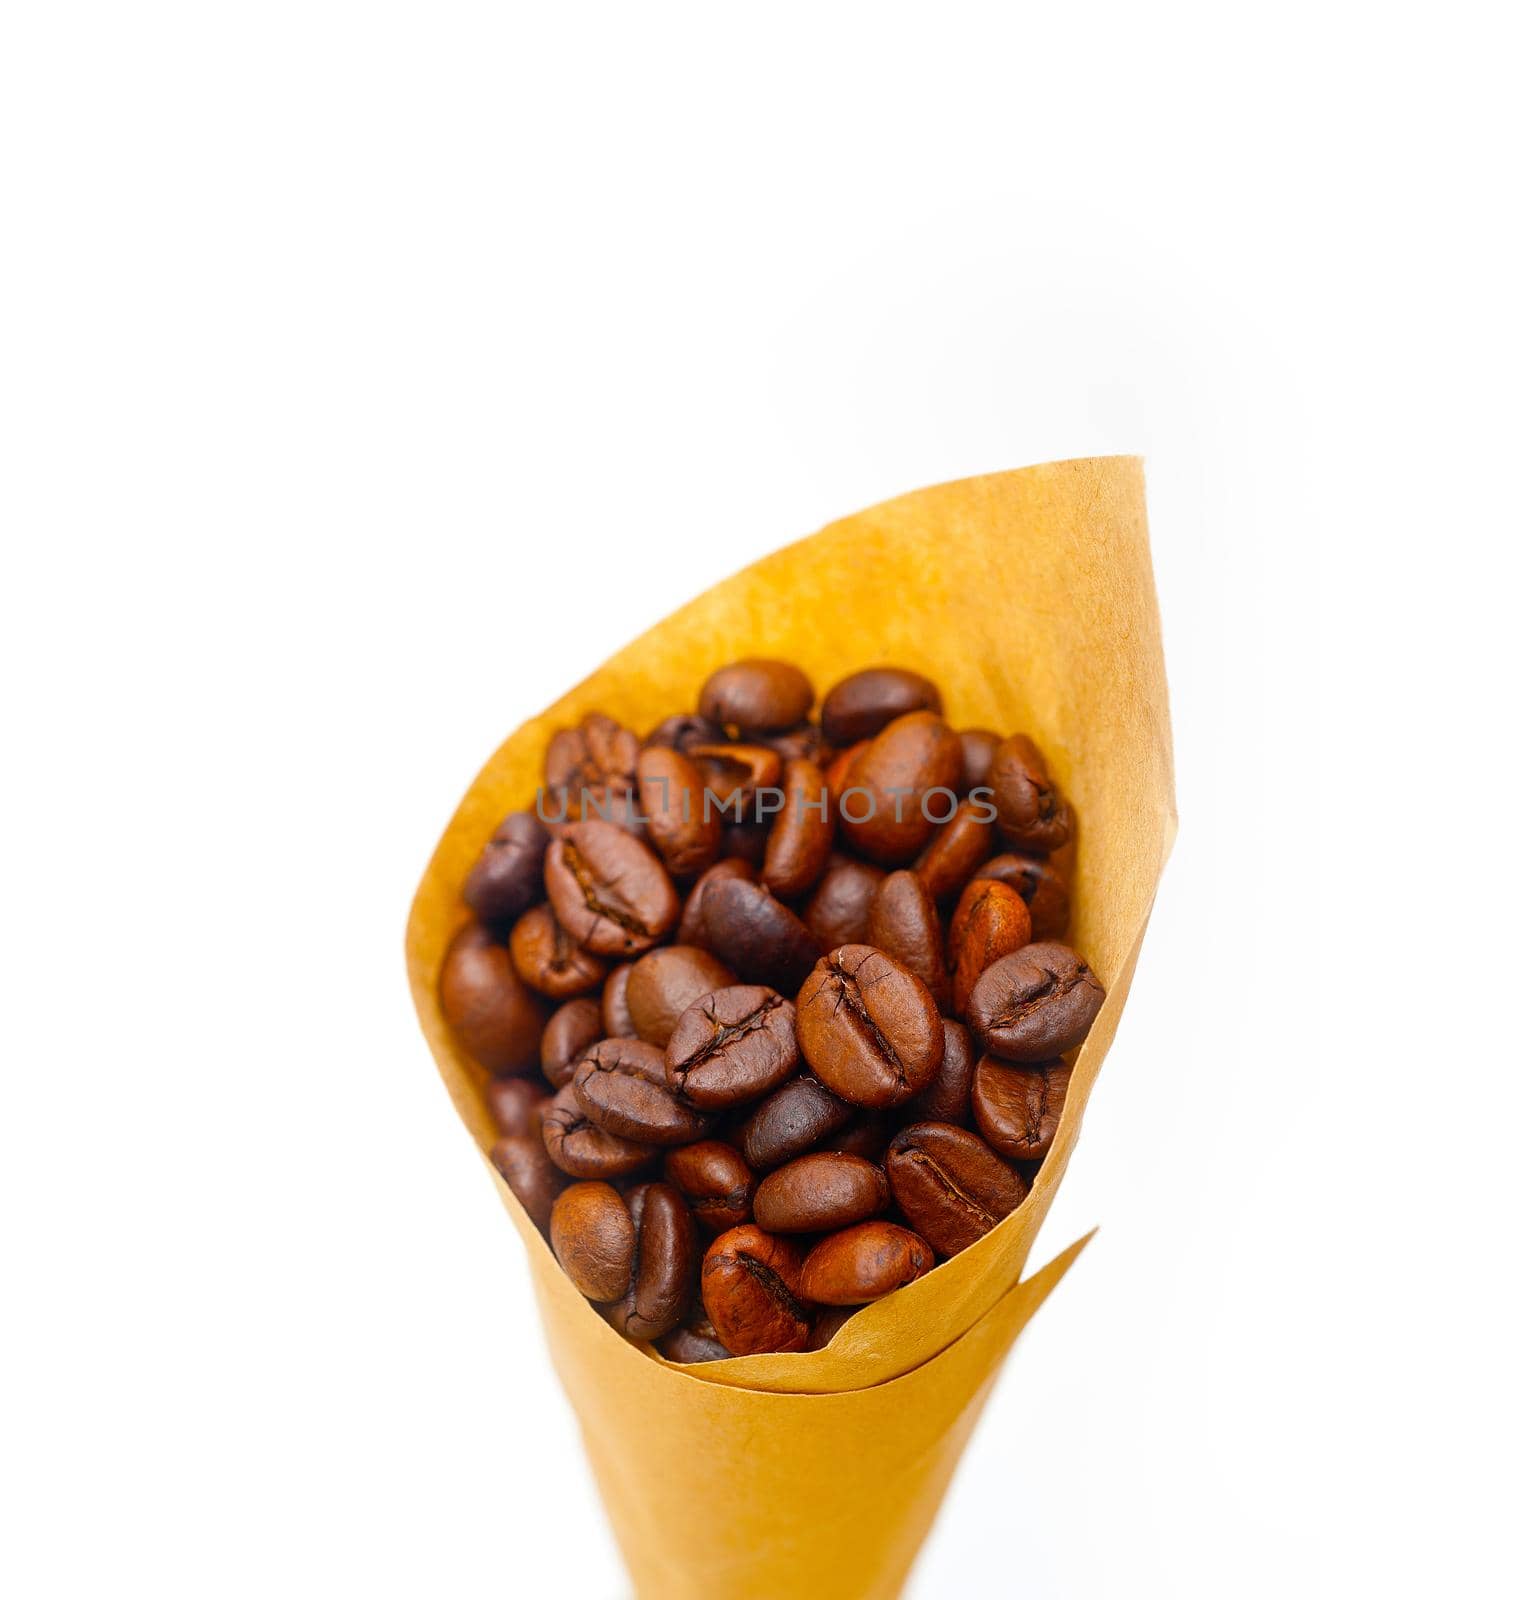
[406,455,1175,1594]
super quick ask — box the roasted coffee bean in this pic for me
[819,1111,893,1162]
[463,811,550,927]
[820,667,943,746]
[439,922,548,1074]
[886,1122,1027,1256]
[798,1221,935,1304]
[637,746,722,879]
[737,1074,855,1171]
[644,713,726,753]
[836,711,963,865]
[761,757,834,898]
[971,853,1071,940]
[549,1181,636,1301]
[606,1181,698,1341]
[625,946,736,1047]
[824,740,870,808]
[600,963,638,1038]
[699,659,814,735]
[665,985,799,1108]
[721,817,771,868]
[967,942,1104,1060]
[698,877,820,992]
[700,1224,812,1355]
[572,1038,714,1146]
[509,902,608,999]
[908,1020,976,1126]
[795,945,944,1108]
[867,871,949,1010]
[540,997,605,1088]
[663,1140,755,1235]
[753,1152,889,1233]
[485,1076,549,1138]
[688,743,783,823]
[544,819,679,956]
[658,1315,733,1363]
[915,798,997,902]
[764,722,829,764]
[989,734,1074,853]
[544,713,640,819]
[489,1134,566,1232]
[807,1305,859,1350]
[678,858,755,945]
[949,879,1033,1016]
[971,1057,1072,1160]
[957,728,1001,794]
[542,1083,658,1178]
[802,854,884,949]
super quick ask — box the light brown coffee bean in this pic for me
[438,923,547,1075]
[886,1121,1027,1256]
[625,945,735,1047]
[550,1182,636,1301]
[700,1225,812,1355]
[798,1221,935,1304]
[544,819,679,956]
[753,1152,889,1233]
[971,1057,1072,1160]
[509,903,608,999]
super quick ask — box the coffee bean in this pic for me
[824,740,870,808]
[549,1181,636,1301]
[821,667,942,746]
[545,713,640,820]
[637,745,722,879]
[753,1152,889,1233]
[698,877,819,992]
[886,1122,1027,1256]
[989,734,1074,853]
[867,870,949,1010]
[625,946,736,1047]
[721,817,771,868]
[541,997,605,1088]
[948,879,1033,1015]
[795,945,944,1108]
[658,1315,733,1363]
[798,1221,935,1304]
[971,1057,1072,1160]
[644,713,726,753]
[600,963,638,1038]
[967,942,1104,1060]
[665,985,799,1108]
[544,819,679,956]
[699,659,814,735]
[439,923,547,1074]
[971,853,1071,940]
[489,1134,566,1232]
[485,1076,549,1138]
[915,798,996,902]
[802,854,884,949]
[761,756,835,898]
[763,722,829,764]
[836,711,962,865]
[908,1019,976,1126]
[572,1038,714,1146]
[736,1074,855,1171]
[509,902,609,999]
[663,1140,755,1235]
[688,742,783,824]
[700,1224,812,1355]
[677,858,755,945]
[956,728,1000,793]
[807,1304,859,1350]
[463,811,550,927]
[541,1082,658,1178]
[605,1181,698,1341]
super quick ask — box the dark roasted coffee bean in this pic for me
[908,1020,976,1126]
[867,870,949,1010]
[699,877,819,992]
[736,1074,855,1171]
[463,811,550,927]
[572,1038,714,1146]
[886,1121,1027,1256]
[606,1181,698,1341]
[489,1134,566,1232]
[821,667,942,746]
[625,946,735,1047]
[761,756,835,898]
[971,853,1071,940]
[439,923,547,1074]
[795,945,944,1108]
[989,734,1074,853]
[600,963,638,1038]
[549,1181,636,1301]
[678,857,755,945]
[509,903,608,999]
[802,854,884,949]
[700,1224,812,1355]
[699,659,814,735]
[948,879,1032,1016]
[485,1076,549,1138]
[541,1083,658,1178]
[798,1221,935,1304]
[968,942,1104,1060]
[971,1057,1072,1160]
[544,819,679,956]
[658,1317,733,1363]
[644,713,726,753]
[663,1140,755,1235]
[836,711,962,865]
[544,713,640,820]
[688,742,783,824]
[637,746,722,879]
[915,798,997,903]
[957,728,1001,794]
[818,1111,893,1162]
[541,997,605,1088]
[753,1152,889,1233]
[666,985,799,1108]
[763,722,829,764]
[807,1304,859,1350]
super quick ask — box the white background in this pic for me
[3,5,1521,1597]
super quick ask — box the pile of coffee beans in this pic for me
[441,662,1104,1358]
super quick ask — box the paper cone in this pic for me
[406,455,1175,1595]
